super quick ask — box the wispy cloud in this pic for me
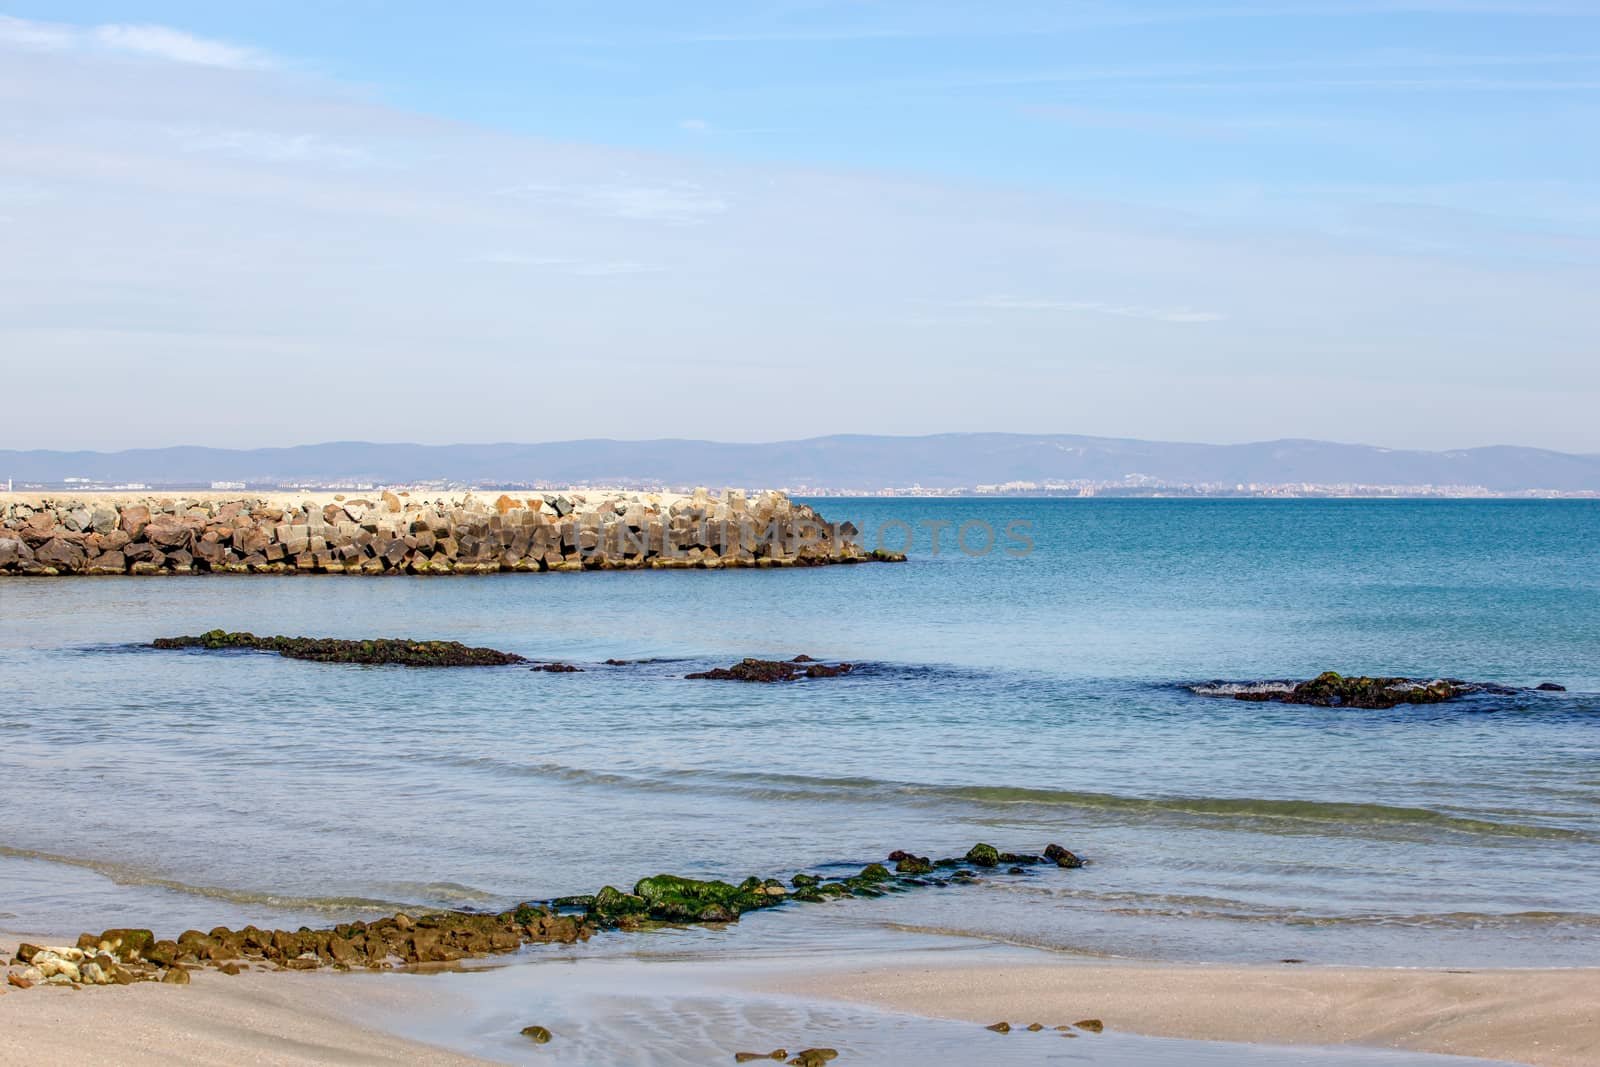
[958,296,1228,324]
[93,24,272,69]
[498,181,729,225]
[173,129,375,167]
[0,14,273,69]
[469,252,665,276]
[0,14,76,50]
[678,118,712,134]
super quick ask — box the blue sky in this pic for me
[1,2,1597,450]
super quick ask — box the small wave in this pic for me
[423,756,1592,842]
[0,843,416,914]
[375,881,502,907]
[1100,905,1600,930]
[1188,681,1296,696]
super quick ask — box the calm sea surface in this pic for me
[3,500,1598,974]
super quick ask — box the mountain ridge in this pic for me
[4,434,1600,492]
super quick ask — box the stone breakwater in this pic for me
[0,489,901,576]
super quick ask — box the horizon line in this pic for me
[4,432,1598,459]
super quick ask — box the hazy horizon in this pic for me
[3,3,1596,452]
[6,428,1600,457]
[9,431,1600,493]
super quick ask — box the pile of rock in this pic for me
[6,908,592,989]
[0,488,900,576]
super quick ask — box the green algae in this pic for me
[152,629,525,667]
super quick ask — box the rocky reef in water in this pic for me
[0,488,903,576]
[686,657,855,682]
[152,630,526,667]
[1191,671,1547,709]
[3,843,1082,991]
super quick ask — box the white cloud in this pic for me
[500,181,729,225]
[0,15,273,69]
[0,14,75,50]
[174,128,374,167]
[678,118,712,133]
[469,253,664,276]
[94,23,273,69]
[960,296,1228,324]
[1,9,1595,451]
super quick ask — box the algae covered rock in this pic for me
[632,874,774,923]
[46,840,1087,991]
[685,658,855,683]
[1288,672,1460,708]
[1205,671,1520,710]
[521,1025,553,1044]
[152,630,525,667]
[787,1050,838,1066]
[965,843,1001,868]
[1044,843,1084,868]
[592,885,650,923]
[888,850,933,875]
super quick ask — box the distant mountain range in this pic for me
[4,434,1600,493]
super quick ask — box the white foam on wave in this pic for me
[1188,682,1296,696]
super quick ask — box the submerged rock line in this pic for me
[3,843,1083,991]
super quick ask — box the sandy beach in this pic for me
[774,958,1600,1067]
[0,969,489,1066]
[6,927,1597,1065]
[0,934,484,1065]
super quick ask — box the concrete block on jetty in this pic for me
[0,488,898,576]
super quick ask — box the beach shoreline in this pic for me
[769,956,1600,1067]
[6,929,1597,1065]
[0,938,491,1065]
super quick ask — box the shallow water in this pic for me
[356,940,1516,1066]
[1,500,1597,971]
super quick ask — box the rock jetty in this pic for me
[3,843,1081,991]
[0,489,902,576]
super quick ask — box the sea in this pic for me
[3,499,1596,1065]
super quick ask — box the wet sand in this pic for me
[7,925,1596,1066]
[0,931,486,1065]
[772,958,1600,1067]
[0,963,487,1065]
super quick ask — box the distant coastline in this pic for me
[6,432,1600,496]
[7,483,1598,501]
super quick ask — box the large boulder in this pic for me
[119,504,152,538]
[35,537,86,571]
[86,551,127,575]
[0,536,34,568]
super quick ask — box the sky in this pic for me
[1,2,1597,453]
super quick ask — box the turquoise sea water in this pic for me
[2,499,1597,985]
